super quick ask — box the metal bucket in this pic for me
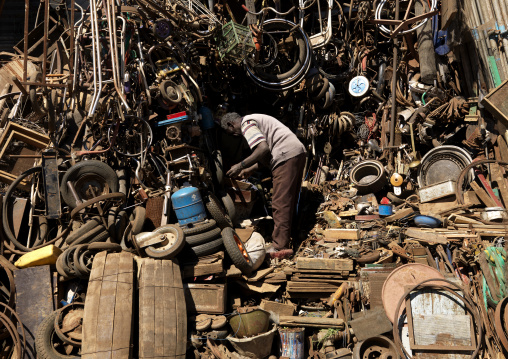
[228,324,278,359]
[171,187,207,225]
[279,327,305,359]
[229,308,270,338]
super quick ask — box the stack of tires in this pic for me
[177,192,255,276]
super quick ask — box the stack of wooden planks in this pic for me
[82,251,135,359]
[138,257,187,359]
[285,257,354,297]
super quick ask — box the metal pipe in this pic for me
[117,16,127,93]
[467,0,495,88]
[106,0,130,110]
[42,0,49,84]
[89,0,103,115]
[389,0,399,147]
[475,0,507,81]
[88,1,99,115]
[491,0,508,66]
[70,3,84,109]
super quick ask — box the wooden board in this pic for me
[405,228,449,244]
[279,316,344,328]
[82,252,134,359]
[321,228,360,240]
[296,258,353,271]
[138,258,187,359]
[14,266,54,359]
[481,79,508,125]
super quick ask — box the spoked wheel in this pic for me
[108,115,153,157]
[244,19,312,91]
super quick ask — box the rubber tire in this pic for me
[222,227,253,276]
[66,223,107,245]
[130,206,146,235]
[212,150,224,185]
[35,311,79,359]
[205,193,232,229]
[189,237,223,257]
[219,191,236,224]
[186,227,221,246]
[145,225,185,259]
[88,242,122,251]
[181,220,216,236]
[65,217,102,244]
[60,160,119,208]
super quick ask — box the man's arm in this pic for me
[226,142,270,177]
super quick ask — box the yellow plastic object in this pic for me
[14,245,63,268]
[390,173,403,186]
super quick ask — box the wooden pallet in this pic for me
[138,258,187,359]
[82,251,135,359]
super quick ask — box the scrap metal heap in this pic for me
[0,0,508,358]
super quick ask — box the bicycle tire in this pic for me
[181,219,217,236]
[188,237,223,257]
[35,311,79,359]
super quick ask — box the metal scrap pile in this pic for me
[0,0,508,358]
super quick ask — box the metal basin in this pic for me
[229,308,270,338]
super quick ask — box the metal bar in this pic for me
[69,0,75,75]
[389,0,400,148]
[42,0,50,84]
[23,0,29,84]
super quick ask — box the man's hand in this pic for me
[238,168,253,179]
[227,163,243,178]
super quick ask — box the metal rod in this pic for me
[42,0,49,84]
[389,0,400,147]
[23,0,29,84]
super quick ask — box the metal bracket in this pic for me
[41,149,61,219]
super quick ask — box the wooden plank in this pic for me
[163,260,176,359]
[96,253,120,359]
[497,135,508,162]
[154,260,164,357]
[83,251,107,359]
[247,267,274,282]
[139,259,155,358]
[321,228,361,241]
[490,163,508,207]
[405,228,449,244]
[279,316,345,328]
[296,257,353,271]
[174,260,187,359]
[182,259,223,278]
[111,252,134,359]
[470,181,498,207]
[441,0,458,30]
[14,266,54,359]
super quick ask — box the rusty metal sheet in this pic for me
[350,308,393,341]
[14,265,54,359]
[183,283,226,314]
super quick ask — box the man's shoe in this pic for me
[266,246,294,259]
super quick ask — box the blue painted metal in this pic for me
[379,204,393,216]
[199,106,215,130]
[413,214,442,228]
[171,187,207,225]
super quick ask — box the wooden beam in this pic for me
[296,257,353,271]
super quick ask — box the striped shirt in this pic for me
[241,114,306,169]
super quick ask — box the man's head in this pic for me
[220,112,242,136]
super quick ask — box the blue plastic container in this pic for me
[171,187,207,225]
[379,204,393,216]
